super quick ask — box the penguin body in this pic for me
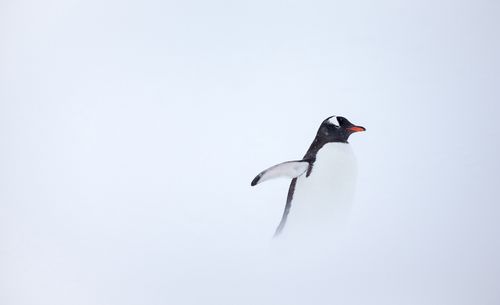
[284,142,357,236]
[251,116,365,236]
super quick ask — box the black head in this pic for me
[316,115,366,144]
[302,115,366,163]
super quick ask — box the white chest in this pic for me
[285,143,357,233]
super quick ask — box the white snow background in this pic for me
[1,0,499,304]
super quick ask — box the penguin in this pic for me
[251,115,365,237]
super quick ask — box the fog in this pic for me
[1,0,500,304]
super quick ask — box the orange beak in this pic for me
[347,126,366,133]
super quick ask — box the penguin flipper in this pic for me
[251,160,310,186]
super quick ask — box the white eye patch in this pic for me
[327,116,340,126]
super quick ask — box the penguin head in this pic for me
[318,115,366,143]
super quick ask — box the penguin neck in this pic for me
[303,138,349,160]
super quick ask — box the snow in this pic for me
[1,0,500,304]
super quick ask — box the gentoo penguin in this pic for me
[251,116,365,237]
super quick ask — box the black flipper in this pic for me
[251,160,310,186]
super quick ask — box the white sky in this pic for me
[1,0,500,304]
